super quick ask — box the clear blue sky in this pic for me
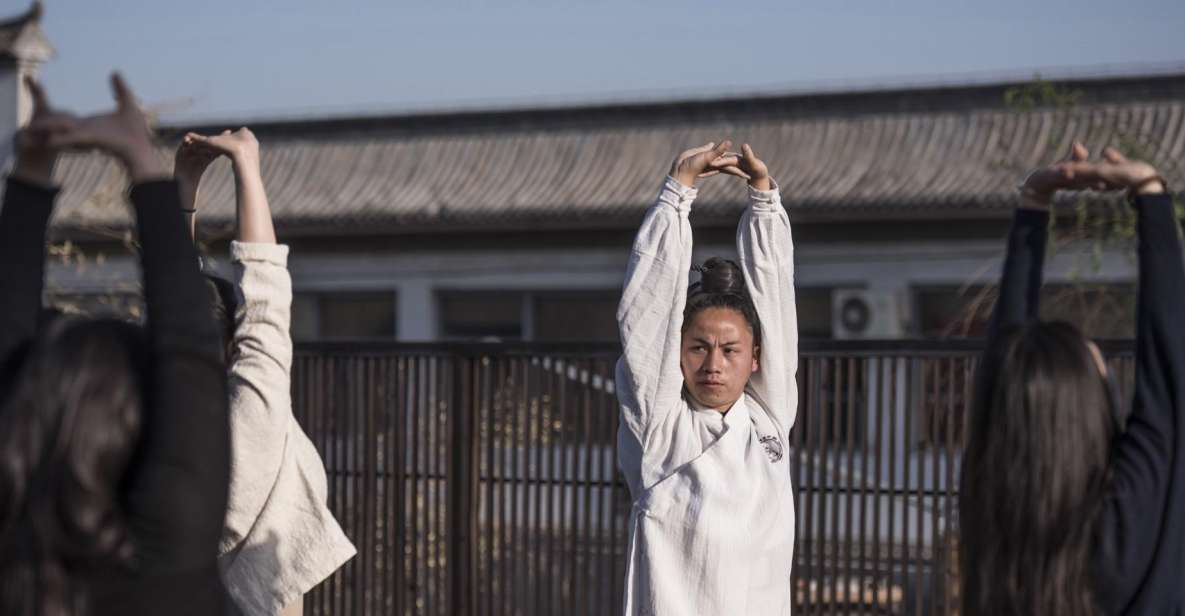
[22,0,1185,123]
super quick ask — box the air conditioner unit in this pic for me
[831,289,905,339]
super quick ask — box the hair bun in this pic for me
[695,257,746,296]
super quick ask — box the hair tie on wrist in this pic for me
[179,207,197,213]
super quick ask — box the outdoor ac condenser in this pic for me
[831,288,906,339]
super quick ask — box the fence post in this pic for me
[448,352,478,616]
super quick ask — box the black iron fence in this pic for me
[291,341,1135,616]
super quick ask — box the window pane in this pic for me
[915,286,991,338]
[916,283,1136,339]
[318,292,396,339]
[796,287,833,339]
[439,291,523,340]
[534,292,619,342]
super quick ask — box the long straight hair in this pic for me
[960,321,1115,616]
[0,318,147,616]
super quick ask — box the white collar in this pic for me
[687,391,747,420]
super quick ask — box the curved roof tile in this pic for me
[34,80,1185,234]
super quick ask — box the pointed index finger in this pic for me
[110,72,136,108]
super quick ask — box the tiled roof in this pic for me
[42,72,1185,236]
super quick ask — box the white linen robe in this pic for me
[616,177,800,616]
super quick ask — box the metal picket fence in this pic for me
[291,340,1134,616]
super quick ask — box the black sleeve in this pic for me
[120,181,229,575]
[0,177,57,367]
[1093,193,1185,615]
[987,207,1049,340]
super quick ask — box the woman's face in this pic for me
[680,307,759,413]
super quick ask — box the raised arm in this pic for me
[728,145,799,434]
[174,132,219,240]
[0,78,60,365]
[1088,152,1184,614]
[197,128,294,549]
[39,74,229,581]
[987,142,1104,339]
[617,143,736,464]
[187,128,276,244]
[987,209,1048,339]
[616,181,695,444]
[129,177,229,571]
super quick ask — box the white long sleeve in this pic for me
[221,242,293,542]
[615,176,697,495]
[738,181,799,435]
[219,241,356,616]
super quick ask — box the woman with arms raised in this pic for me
[616,141,799,615]
[0,74,229,615]
[174,128,356,616]
[960,142,1183,615]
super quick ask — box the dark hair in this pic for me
[0,318,147,615]
[204,274,238,352]
[960,321,1115,616]
[683,257,762,348]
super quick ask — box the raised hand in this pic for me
[1020,142,1166,209]
[669,141,740,188]
[716,143,773,191]
[1020,142,1117,208]
[12,76,67,186]
[1094,148,1165,195]
[30,73,166,182]
[174,132,224,236]
[185,127,259,167]
[174,132,222,187]
[181,127,274,244]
